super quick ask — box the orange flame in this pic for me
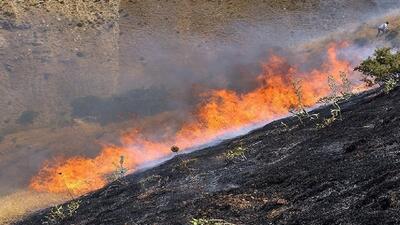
[29,43,359,194]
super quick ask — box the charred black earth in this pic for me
[15,87,400,225]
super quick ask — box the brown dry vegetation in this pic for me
[0,190,66,225]
[119,0,319,36]
[0,120,123,224]
[0,0,121,135]
[302,10,400,52]
[0,0,119,23]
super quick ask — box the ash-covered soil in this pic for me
[15,86,400,225]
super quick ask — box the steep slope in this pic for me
[0,0,398,134]
[0,2,120,134]
[15,86,400,225]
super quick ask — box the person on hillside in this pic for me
[377,21,389,36]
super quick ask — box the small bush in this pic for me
[316,73,354,129]
[173,158,197,174]
[17,110,39,125]
[171,145,180,153]
[225,142,247,161]
[190,218,236,225]
[319,73,352,104]
[355,47,400,93]
[107,155,128,184]
[42,200,81,225]
[316,106,340,129]
[289,79,319,124]
[384,77,398,93]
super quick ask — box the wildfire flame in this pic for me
[29,43,360,195]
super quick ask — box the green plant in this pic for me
[66,200,80,216]
[340,72,353,97]
[292,79,306,111]
[17,110,39,125]
[355,47,400,93]
[225,142,247,161]
[319,73,353,104]
[316,103,341,129]
[43,200,81,225]
[175,158,197,173]
[289,79,319,124]
[44,205,65,225]
[384,77,398,94]
[316,74,349,129]
[288,106,309,124]
[107,155,128,184]
[280,121,289,129]
[190,218,236,225]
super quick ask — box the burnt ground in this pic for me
[15,86,400,225]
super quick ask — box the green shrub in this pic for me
[288,79,318,124]
[355,47,400,93]
[107,155,128,184]
[17,110,39,125]
[316,73,351,129]
[173,158,197,174]
[43,200,81,225]
[190,218,236,225]
[224,142,247,161]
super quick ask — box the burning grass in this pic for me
[29,42,361,195]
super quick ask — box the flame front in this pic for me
[29,43,359,194]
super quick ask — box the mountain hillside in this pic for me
[2,1,400,224]
[15,86,400,225]
[0,0,397,134]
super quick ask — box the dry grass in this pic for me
[0,190,67,225]
[215,193,288,211]
[0,0,120,24]
[301,10,400,53]
[0,119,138,224]
[266,206,289,220]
